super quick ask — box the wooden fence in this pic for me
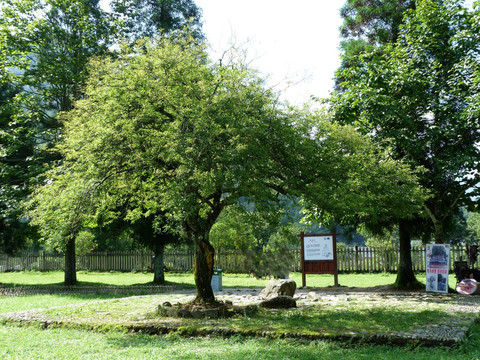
[0,246,475,274]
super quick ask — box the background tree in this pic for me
[331,0,480,287]
[0,0,116,262]
[363,227,399,272]
[96,202,183,284]
[445,208,476,245]
[295,110,426,240]
[0,80,41,254]
[337,0,415,89]
[210,201,302,278]
[468,212,480,239]
[27,169,98,285]
[112,0,203,42]
[1,0,204,278]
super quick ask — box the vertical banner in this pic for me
[426,244,450,293]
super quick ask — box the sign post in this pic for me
[426,243,450,293]
[299,232,338,287]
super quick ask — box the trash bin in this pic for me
[211,269,223,291]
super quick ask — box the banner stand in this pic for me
[426,243,450,294]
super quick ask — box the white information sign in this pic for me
[304,235,334,261]
[426,243,450,293]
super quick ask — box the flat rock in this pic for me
[260,279,297,300]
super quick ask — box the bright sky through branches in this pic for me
[196,0,343,106]
[99,0,476,106]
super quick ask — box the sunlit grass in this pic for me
[1,270,445,289]
[1,321,480,360]
[0,271,479,359]
[29,292,470,335]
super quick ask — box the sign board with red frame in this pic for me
[299,232,338,287]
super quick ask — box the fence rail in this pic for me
[0,246,475,274]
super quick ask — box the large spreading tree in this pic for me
[331,0,480,287]
[30,29,425,303]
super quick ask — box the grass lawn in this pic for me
[1,271,478,360]
[0,270,450,288]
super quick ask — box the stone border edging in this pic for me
[0,314,471,347]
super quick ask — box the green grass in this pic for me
[1,270,446,289]
[0,271,478,359]
[1,321,480,360]
[33,292,472,335]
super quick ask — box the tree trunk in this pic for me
[64,237,77,286]
[184,201,223,305]
[433,219,445,244]
[193,233,215,304]
[394,220,420,289]
[152,243,165,285]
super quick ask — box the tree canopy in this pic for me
[0,0,205,258]
[336,0,416,89]
[111,0,203,42]
[332,0,480,241]
[26,28,427,301]
[0,0,117,259]
[51,33,298,301]
[331,0,480,288]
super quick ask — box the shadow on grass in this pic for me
[104,334,336,360]
[103,326,480,359]
[0,280,195,297]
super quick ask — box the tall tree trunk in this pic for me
[64,237,77,286]
[424,205,446,244]
[394,220,420,289]
[184,199,223,305]
[152,243,165,285]
[193,233,215,304]
[433,219,445,244]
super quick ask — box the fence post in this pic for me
[354,246,359,272]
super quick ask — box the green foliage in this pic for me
[364,228,398,250]
[337,0,415,90]
[32,24,425,299]
[331,0,480,243]
[111,0,204,42]
[210,206,257,251]
[0,0,117,253]
[27,168,98,252]
[210,201,302,252]
[1,0,116,112]
[0,81,41,253]
[339,0,414,47]
[444,208,476,244]
[75,229,97,256]
[39,30,294,300]
[467,212,480,239]
[296,109,426,231]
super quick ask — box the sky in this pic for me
[195,0,344,106]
